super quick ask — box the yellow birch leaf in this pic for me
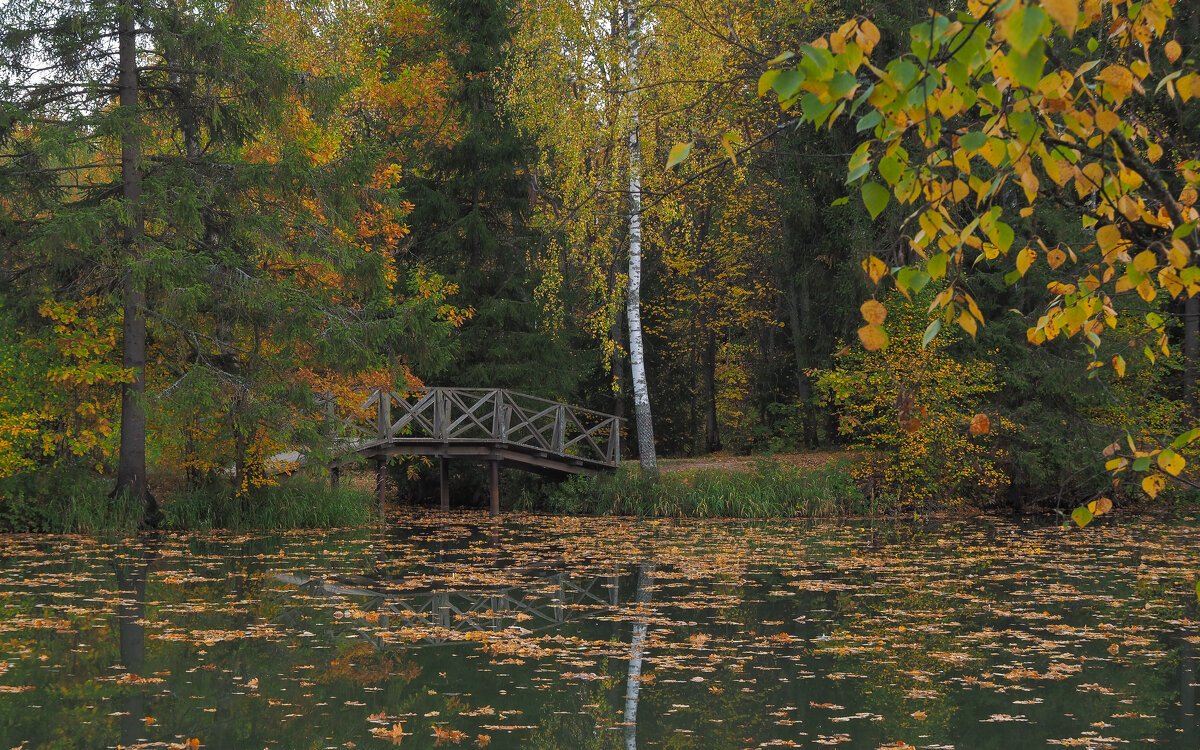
[1047,248,1067,269]
[1042,0,1079,37]
[1141,473,1165,498]
[1097,65,1133,99]
[1096,224,1122,251]
[1095,109,1120,133]
[1091,496,1113,515]
[1112,354,1126,377]
[1165,40,1181,64]
[858,324,888,351]
[1133,250,1157,273]
[958,309,978,338]
[1017,247,1036,276]
[1137,279,1157,302]
[1158,448,1185,476]
[862,255,887,284]
[860,299,887,326]
[1168,241,1189,269]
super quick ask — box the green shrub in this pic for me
[0,467,141,533]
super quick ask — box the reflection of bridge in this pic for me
[273,571,619,647]
[276,388,624,516]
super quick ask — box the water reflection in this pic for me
[623,563,653,750]
[273,566,620,646]
[0,513,1197,749]
[113,536,159,747]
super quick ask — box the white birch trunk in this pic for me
[624,0,657,470]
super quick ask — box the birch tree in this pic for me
[507,0,804,465]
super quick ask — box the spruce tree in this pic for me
[403,0,584,398]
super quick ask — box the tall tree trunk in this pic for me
[624,0,656,471]
[703,328,720,452]
[1185,294,1198,413]
[786,278,819,447]
[115,6,156,525]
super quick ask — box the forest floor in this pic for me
[658,450,866,473]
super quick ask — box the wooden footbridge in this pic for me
[307,387,623,516]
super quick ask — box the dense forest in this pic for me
[1,0,1198,526]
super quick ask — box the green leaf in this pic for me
[1132,456,1151,472]
[1195,579,1199,602]
[801,93,836,126]
[831,196,850,206]
[829,71,858,99]
[758,69,781,97]
[1008,40,1046,89]
[1172,428,1200,449]
[921,318,941,348]
[856,110,882,133]
[1003,5,1048,54]
[959,131,987,151]
[772,69,804,100]
[1071,505,1093,528]
[666,141,693,169]
[862,181,890,219]
[1174,221,1197,240]
[928,253,949,279]
[878,154,903,186]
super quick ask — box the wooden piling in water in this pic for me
[489,460,500,517]
[439,457,450,511]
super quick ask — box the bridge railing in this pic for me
[344,387,622,467]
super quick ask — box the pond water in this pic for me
[0,511,1197,749]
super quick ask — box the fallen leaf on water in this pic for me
[370,723,404,745]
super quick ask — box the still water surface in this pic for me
[0,511,1197,749]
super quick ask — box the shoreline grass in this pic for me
[0,470,374,533]
[516,457,869,518]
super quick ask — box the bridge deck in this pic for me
[275,388,624,515]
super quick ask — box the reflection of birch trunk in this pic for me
[1184,638,1196,747]
[624,563,654,750]
[624,0,656,471]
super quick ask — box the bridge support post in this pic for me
[439,457,450,511]
[375,456,386,520]
[489,460,500,518]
